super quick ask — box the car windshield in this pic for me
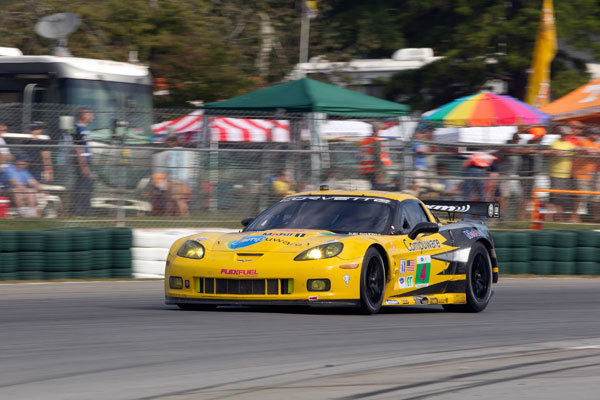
[245,195,395,234]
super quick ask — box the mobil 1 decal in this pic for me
[415,255,431,288]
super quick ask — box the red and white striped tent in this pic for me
[152,110,290,143]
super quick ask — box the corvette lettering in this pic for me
[221,269,258,276]
[403,238,442,253]
[283,196,391,204]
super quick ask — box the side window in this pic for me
[395,200,430,234]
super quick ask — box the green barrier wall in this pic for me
[0,228,132,281]
[492,229,600,275]
[2,227,597,280]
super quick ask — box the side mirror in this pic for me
[407,222,439,240]
[241,217,254,227]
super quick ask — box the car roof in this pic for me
[289,190,419,202]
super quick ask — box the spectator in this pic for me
[411,125,436,186]
[151,149,169,216]
[4,153,41,217]
[404,180,423,198]
[436,164,462,200]
[165,133,191,216]
[495,132,522,218]
[0,123,13,165]
[22,122,54,182]
[358,122,392,190]
[321,168,341,190]
[547,124,576,222]
[462,152,498,201]
[70,108,94,217]
[272,168,295,199]
[570,122,600,222]
[520,127,545,219]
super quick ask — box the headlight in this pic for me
[176,240,205,259]
[294,242,343,261]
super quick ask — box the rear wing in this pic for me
[423,200,500,219]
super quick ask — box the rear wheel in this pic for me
[359,248,386,315]
[443,242,492,312]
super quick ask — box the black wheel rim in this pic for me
[366,257,384,305]
[471,253,490,300]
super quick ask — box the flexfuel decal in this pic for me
[221,269,258,276]
[415,255,431,288]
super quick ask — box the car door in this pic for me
[388,199,450,296]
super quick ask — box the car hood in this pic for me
[187,229,351,254]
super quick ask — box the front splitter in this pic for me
[165,296,360,308]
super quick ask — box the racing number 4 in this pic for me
[415,255,431,288]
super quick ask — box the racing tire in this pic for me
[443,242,492,313]
[358,247,386,315]
[176,304,217,311]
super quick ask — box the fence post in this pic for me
[209,132,219,212]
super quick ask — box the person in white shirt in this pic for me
[0,123,13,166]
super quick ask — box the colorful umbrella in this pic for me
[424,93,551,126]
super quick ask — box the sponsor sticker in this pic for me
[228,235,266,250]
[406,260,415,272]
[463,229,481,239]
[385,299,399,305]
[400,259,406,274]
[193,236,208,242]
[403,238,442,253]
[398,276,406,289]
[400,298,410,305]
[415,255,431,288]
[221,269,258,276]
[406,275,414,288]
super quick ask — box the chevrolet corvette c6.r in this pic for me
[165,190,499,314]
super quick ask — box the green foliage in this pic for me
[0,0,598,109]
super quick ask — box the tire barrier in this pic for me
[3,228,596,280]
[0,228,133,281]
[130,228,236,278]
[492,229,600,276]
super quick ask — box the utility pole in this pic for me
[299,2,310,63]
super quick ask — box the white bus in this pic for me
[0,50,153,142]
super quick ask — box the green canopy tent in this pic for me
[201,78,410,210]
[203,78,410,116]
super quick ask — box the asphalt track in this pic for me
[1,278,600,400]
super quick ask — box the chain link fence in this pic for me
[1,103,600,229]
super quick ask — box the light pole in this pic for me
[299,2,310,63]
[299,1,317,63]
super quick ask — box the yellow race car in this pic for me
[165,189,499,314]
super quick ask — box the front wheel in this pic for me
[359,248,386,314]
[443,242,492,313]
